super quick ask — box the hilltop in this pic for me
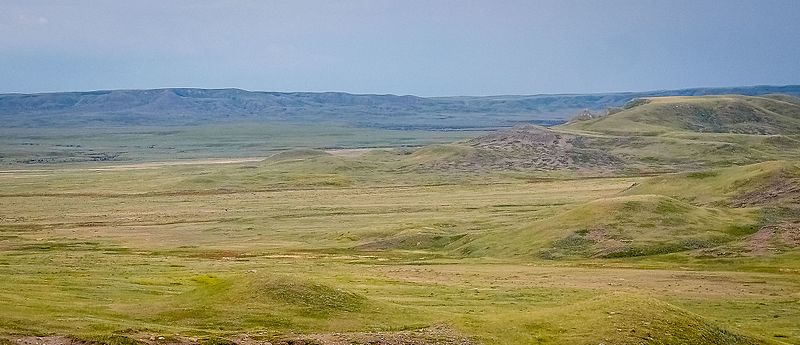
[562,94,800,135]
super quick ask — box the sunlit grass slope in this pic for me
[459,195,758,259]
[563,95,800,135]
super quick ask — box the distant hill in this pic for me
[562,94,800,135]
[410,94,800,173]
[1,85,799,129]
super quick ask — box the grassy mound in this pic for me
[539,293,768,345]
[356,227,467,251]
[154,274,368,328]
[563,95,800,135]
[460,195,758,259]
[408,126,621,171]
[626,161,800,206]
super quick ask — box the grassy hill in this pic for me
[624,160,800,206]
[459,194,758,259]
[549,94,800,171]
[563,95,800,135]
[455,161,799,261]
[409,125,620,172]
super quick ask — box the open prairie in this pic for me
[3,89,800,345]
[2,126,799,344]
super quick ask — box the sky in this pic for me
[1,0,799,96]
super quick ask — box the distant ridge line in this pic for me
[1,85,798,129]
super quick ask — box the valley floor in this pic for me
[1,159,799,345]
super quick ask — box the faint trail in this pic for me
[85,157,268,170]
[0,157,267,174]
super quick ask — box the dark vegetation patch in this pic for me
[259,278,367,313]
[686,171,718,179]
[600,237,729,258]
[356,232,467,251]
[11,241,128,253]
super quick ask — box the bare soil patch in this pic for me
[269,324,477,345]
[748,221,800,255]
[421,124,621,172]
[7,325,477,345]
[732,174,800,207]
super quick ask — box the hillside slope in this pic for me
[458,194,758,259]
[624,161,800,206]
[563,95,800,135]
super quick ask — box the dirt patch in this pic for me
[747,221,800,255]
[780,222,800,246]
[420,124,621,172]
[748,225,778,255]
[731,174,800,207]
[583,228,627,258]
[270,324,477,345]
[8,326,478,345]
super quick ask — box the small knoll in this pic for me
[154,274,369,326]
[459,195,758,259]
[355,228,468,251]
[411,124,621,172]
[538,293,768,345]
[561,95,800,135]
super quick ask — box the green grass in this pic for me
[625,160,799,204]
[0,121,481,167]
[461,194,758,259]
[1,158,797,344]
[562,95,800,135]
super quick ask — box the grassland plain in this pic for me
[0,121,482,166]
[1,156,799,345]
[2,94,800,344]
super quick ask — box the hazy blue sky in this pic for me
[1,0,799,96]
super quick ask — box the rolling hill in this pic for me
[408,94,800,173]
[3,90,800,344]
[410,124,621,172]
[458,194,758,259]
[563,94,800,135]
